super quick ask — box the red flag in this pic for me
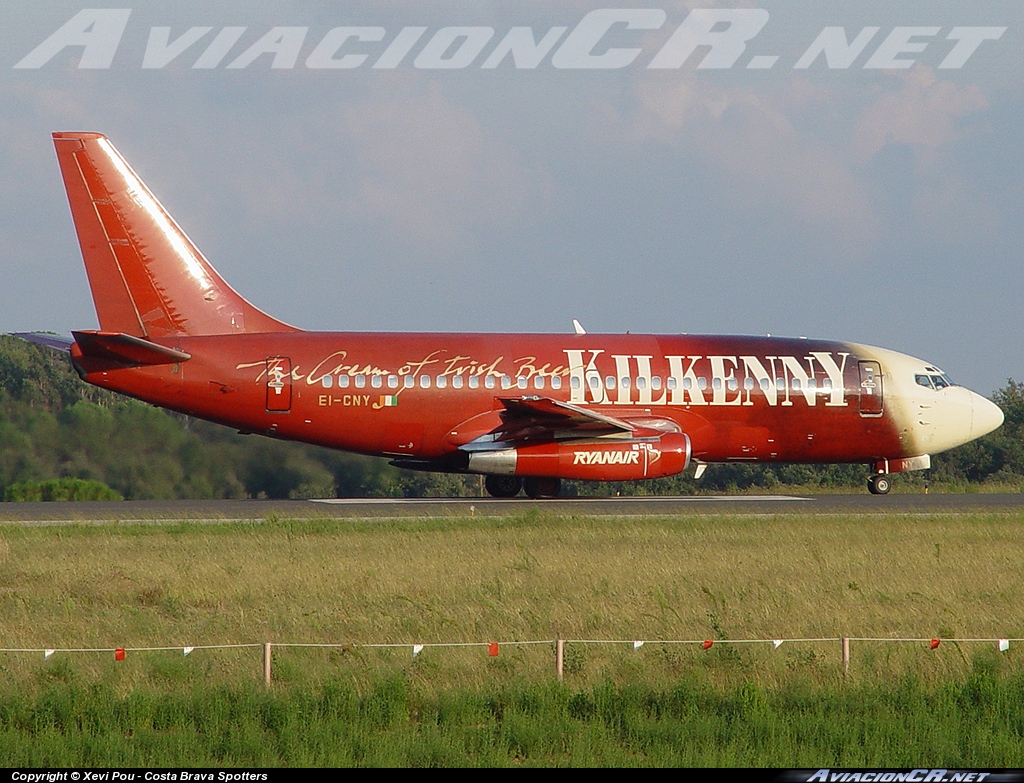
[114,648,126,661]
[702,640,713,650]
[930,639,940,650]
[488,642,499,657]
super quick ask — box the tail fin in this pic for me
[52,132,297,337]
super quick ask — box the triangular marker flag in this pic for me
[999,639,1010,652]
[488,642,499,657]
[183,647,194,656]
[115,648,126,661]
[702,640,713,650]
[633,641,644,650]
[412,644,424,657]
[44,649,55,659]
[773,640,783,649]
[930,639,940,650]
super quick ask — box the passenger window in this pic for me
[728,378,738,391]
[571,377,580,390]
[620,377,630,389]
[668,377,678,390]
[403,375,414,388]
[354,375,366,389]
[652,377,662,390]
[636,377,647,390]
[501,376,512,389]
[419,375,431,389]
[712,378,722,390]
[551,376,562,390]
[436,375,447,389]
[485,376,495,389]
[322,375,334,389]
[807,378,816,390]
[760,378,770,390]
[371,375,382,388]
[533,377,544,390]
[605,376,615,390]
[452,376,463,389]
[822,378,832,390]
[469,376,479,389]
[589,376,600,389]
[792,378,801,390]
[682,378,691,390]
[776,378,785,391]
[744,377,754,391]
[517,377,528,389]
[697,378,707,391]
[387,375,398,389]
[338,375,350,389]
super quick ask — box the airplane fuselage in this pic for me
[71,331,998,473]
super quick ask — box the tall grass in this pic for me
[0,511,1021,765]
[1,662,1023,766]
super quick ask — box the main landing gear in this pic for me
[483,475,562,499]
[867,474,892,495]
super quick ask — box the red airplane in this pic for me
[18,132,1004,498]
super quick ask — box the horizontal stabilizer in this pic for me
[9,332,74,352]
[72,330,191,366]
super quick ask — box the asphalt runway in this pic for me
[0,493,1021,524]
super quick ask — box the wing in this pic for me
[459,396,679,452]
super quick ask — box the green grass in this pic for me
[0,511,1022,765]
[1,666,1023,766]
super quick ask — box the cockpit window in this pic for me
[916,373,955,390]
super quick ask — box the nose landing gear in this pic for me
[867,474,891,495]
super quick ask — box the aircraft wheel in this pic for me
[523,477,561,499]
[867,474,891,495]
[485,475,522,498]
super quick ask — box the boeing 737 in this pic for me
[16,132,1004,498]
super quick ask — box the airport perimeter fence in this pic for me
[1,636,1021,683]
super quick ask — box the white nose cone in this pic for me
[971,393,1004,440]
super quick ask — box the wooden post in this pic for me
[842,637,850,676]
[555,639,564,680]
[263,642,272,685]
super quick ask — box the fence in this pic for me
[2,635,1020,683]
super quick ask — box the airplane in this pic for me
[14,132,1004,498]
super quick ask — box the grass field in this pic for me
[0,510,1022,765]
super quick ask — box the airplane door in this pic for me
[858,361,883,417]
[266,357,292,412]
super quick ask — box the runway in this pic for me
[0,493,1021,524]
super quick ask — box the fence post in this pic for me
[555,639,564,680]
[263,642,272,685]
[842,637,850,676]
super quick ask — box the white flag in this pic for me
[773,640,784,649]
[633,641,644,650]
[413,644,424,657]
[999,639,1010,652]
[183,647,194,656]
[44,649,55,659]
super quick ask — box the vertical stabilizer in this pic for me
[52,132,297,337]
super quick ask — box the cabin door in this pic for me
[266,357,292,412]
[858,361,883,417]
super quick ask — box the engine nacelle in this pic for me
[466,433,691,481]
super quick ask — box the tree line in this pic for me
[0,336,1019,500]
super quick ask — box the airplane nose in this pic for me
[971,392,1004,440]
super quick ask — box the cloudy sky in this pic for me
[1,1,1020,395]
